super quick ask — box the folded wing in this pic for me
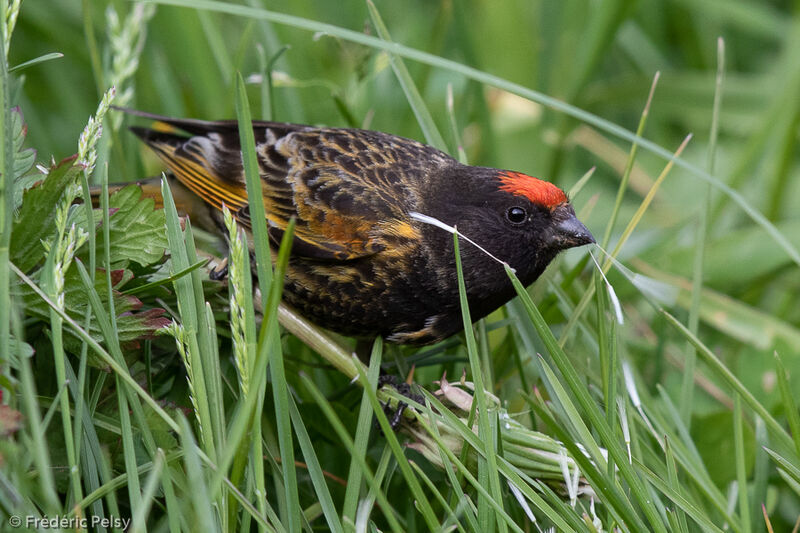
[128,112,443,261]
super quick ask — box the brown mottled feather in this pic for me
[131,115,449,262]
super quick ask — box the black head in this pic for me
[420,166,594,290]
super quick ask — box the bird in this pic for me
[121,109,594,346]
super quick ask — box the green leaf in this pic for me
[16,266,170,361]
[11,108,36,186]
[4,336,33,368]
[75,184,168,268]
[10,262,179,435]
[10,155,84,272]
[9,52,64,73]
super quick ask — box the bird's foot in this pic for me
[209,257,229,281]
[377,368,423,430]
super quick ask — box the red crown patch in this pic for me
[498,171,566,208]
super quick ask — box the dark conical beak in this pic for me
[554,210,595,249]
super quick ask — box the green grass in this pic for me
[3,0,800,531]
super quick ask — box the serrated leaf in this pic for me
[10,107,38,211]
[15,266,171,366]
[18,265,143,318]
[11,107,36,181]
[12,172,44,211]
[80,184,168,267]
[10,155,84,272]
[14,149,36,183]
[5,336,34,368]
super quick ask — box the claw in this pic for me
[377,373,423,431]
[209,257,229,280]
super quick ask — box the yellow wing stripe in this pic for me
[153,143,249,212]
[165,158,230,208]
[174,159,246,209]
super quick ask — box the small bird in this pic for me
[123,109,594,345]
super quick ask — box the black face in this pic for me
[418,164,594,292]
[449,190,593,284]
[467,196,557,278]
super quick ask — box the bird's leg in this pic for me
[377,366,423,430]
[209,256,229,280]
[354,340,416,429]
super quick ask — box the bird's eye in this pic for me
[506,206,527,225]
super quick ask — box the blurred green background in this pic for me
[9,0,800,527]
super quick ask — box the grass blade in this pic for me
[9,51,63,73]
[353,359,442,531]
[636,462,726,533]
[161,177,217,461]
[661,310,796,454]
[234,70,301,530]
[235,71,272,305]
[681,37,725,426]
[734,395,752,533]
[342,339,382,527]
[774,352,800,459]
[179,416,217,531]
[366,0,447,151]
[298,371,405,533]
[453,233,506,532]
[287,395,344,533]
[130,448,165,533]
[505,264,667,532]
[0,17,14,392]
[600,71,660,249]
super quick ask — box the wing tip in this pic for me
[129,125,186,149]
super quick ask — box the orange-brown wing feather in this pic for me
[130,116,448,260]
